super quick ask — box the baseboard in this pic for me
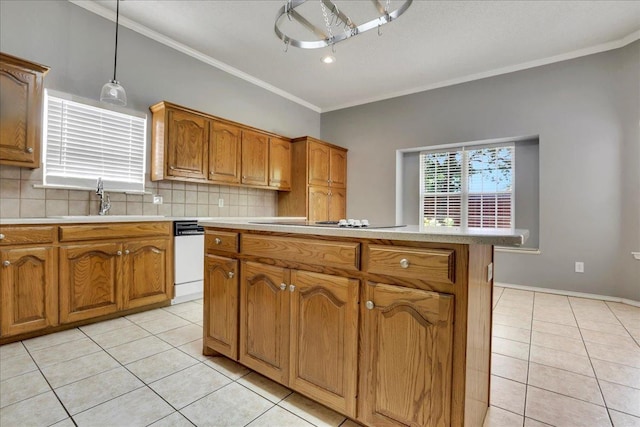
[495,282,640,308]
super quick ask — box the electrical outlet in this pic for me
[218,198,224,207]
[575,262,584,273]
[152,195,163,205]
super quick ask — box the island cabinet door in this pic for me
[0,247,57,336]
[122,239,171,309]
[59,243,121,324]
[289,270,359,417]
[359,282,454,427]
[239,261,290,384]
[204,254,239,359]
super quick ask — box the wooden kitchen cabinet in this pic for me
[122,239,172,309]
[239,261,290,384]
[278,136,348,221]
[151,102,210,181]
[269,137,291,190]
[58,222,173,324]
[0,53,49,168]
[59,242,121,323]
[150,101,291,190]
[209,121,241,184]
[0,246,57,336]
[241,129,269,186]
[289,270,359,417]
[359,282,454,427]
[203,254,239,359]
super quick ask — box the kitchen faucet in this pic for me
[96,177,111,215]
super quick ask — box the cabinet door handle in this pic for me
[280,283,287,291]
[116,250,122,256]
[27,147,34,153]
[124,249,130,255]
[365,301,375,310]
[399,258,410,269]
[2,260,10,267]
[289,284,296,292]
[169,165,175,170]
[215,238,222,245]
[228,271,235,279]
[0,233,5,240]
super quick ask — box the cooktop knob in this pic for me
[361,219,369,227]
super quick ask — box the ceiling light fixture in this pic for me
[275,0,412,51]
[321,55,336,64]
[100,0,127,106]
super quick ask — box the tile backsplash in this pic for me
[0,165,277,218]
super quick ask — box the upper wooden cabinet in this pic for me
[209,121,241,184]
[269,137,291,191]
[278,136,348,221]
[241,129,269,186]
[150,101,291,191]
[0,52,49,168]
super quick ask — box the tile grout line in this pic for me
[567,297,614,426]
[519,291,536,426]
[603,301,640,348]
[20,336,79,427]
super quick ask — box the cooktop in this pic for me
[249,221,407,230]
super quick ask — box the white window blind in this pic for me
[43,90,147,193]
[420,144,514,229]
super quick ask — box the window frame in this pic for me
[419,142,515,230]
[42,89,148,193]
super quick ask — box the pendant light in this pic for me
[100,0,127,106]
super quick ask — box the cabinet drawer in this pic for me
[205,230,238,253]
[242,234,359,271]
[59,222,171,242]
[0,226,56,245]
[367,245,455,284]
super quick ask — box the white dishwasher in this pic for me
[173,220,204,304]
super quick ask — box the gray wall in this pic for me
[322,43,640,300]
[0,0,320,143]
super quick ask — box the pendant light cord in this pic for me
[113,0,120,82]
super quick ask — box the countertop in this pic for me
[0,216,303,225]
[199,219,529,246]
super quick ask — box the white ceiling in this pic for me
[74,0,640,112]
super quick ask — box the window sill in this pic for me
[495,247,540,255]
[33,184,151,195]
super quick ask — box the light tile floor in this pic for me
[1,288,638,427]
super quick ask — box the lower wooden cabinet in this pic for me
[59,242,121,323]
[204,254,238,359]
[239,261,290,384]
[359,282,454,427]
[123,239,172,309]
[289,270,359,417]
[60,238,172,324]
[0,246,57,336]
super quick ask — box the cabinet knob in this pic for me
[27,147,34,153]
[214,238,222,245]
[0,233,5,240]
[399,258,410,269]
[242,176,247,180]
[124,249,130,255]
[2,260,10,267]
[280,283,287,291]
[228,271,235,279]
[365,300,375,310]
[169,165,175,170]
[116,250,122,256]
[289,284,296,292]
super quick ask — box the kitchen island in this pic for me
[200,220,527,427]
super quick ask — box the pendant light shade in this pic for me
[100,0,126,106]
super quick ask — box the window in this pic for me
[420,144,514,229]
[43,90,147,193]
